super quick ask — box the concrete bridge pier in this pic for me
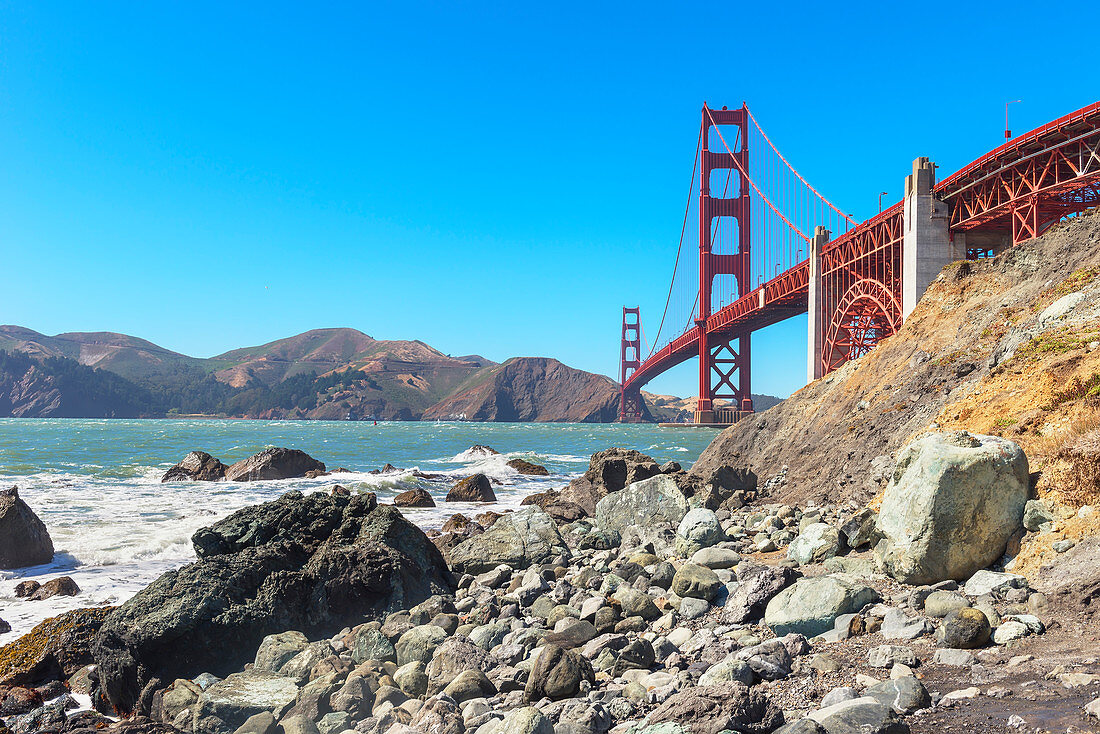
[902,157,955,319]
[806,225,830,383]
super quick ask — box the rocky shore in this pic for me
[1,429,1098,734]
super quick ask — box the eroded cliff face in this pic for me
[422,357,637,423]
[0,365,62,417]
[690,212,1100,508]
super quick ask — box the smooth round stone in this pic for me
[678,596,710,620]
[690,547,742,570]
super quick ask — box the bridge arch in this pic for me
[821,277,901,375]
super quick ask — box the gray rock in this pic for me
[192,670,299,734]
[875,431,1029,584]
[350,626,395,663]
[670,563,721,601]
[393,660,428,697]
[736,639,793,681]
[774,721,826,734]
[963,570,1026,597]
[442,668,496,702]
[867,645,917,668]
[425,637,491,695]
[820,687,860,708]
[699,656,754,686]
[931,648,975,666]
[841,509,878,549]
[723,562,798,624]
[1023,499,1054,532]
[678,597,710,620]
[612,586,660,621]
[230,711,276,734]
[395,624,448,666]
[449,506,569,574]
[524,644,594,702]
[162,451,228,482]
[675,508,723,556]
[923,591,968,618]
[594,475,690,536]
[880,608,930,640]
[808,697,907,733]
[485,706,553,734]
[0,487,53,569]
[253,632,309,673]
[787,523,843,565]
[993,620,1030,644]
[689,547,741,569]
[765,576,879,638]
[865,677,931,714]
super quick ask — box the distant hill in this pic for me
[0,325,779,422]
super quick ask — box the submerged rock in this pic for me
[223,448,326,482]
[875,431,1029,584]
[92,491,454,714]
[27,576,79,601]
[446,474,497,502]
[393,488,435,508]
[508,458,549,476]
[0,486,53,569]
[161,451,228,482]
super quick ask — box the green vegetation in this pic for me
[1043,372,1100,410]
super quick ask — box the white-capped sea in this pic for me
[0,419,717,642]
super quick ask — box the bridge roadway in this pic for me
[625,100,1100,398]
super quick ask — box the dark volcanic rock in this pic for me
[523,644,594,701]
[394,488,435,508]
[223,448,325,482]
[160,451,227,482]
[92,491,454,714]
[446,474,496,503]
[646,682,783,734]
[14,580,40,598]
[507,459,549,476]
[0,607,114,686]
[724,561,800,624]
[0,487,54,569]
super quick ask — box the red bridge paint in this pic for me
[621,101,1100,422]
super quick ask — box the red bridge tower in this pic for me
[696,105,753,423]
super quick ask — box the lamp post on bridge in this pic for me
[1005,100,1022,140]
[878,191,888,214]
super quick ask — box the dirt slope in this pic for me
[690,212,1100,508]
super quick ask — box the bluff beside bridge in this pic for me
[621,102,1100,425]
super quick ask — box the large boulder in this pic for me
[161,452,228,482]
[764,576,880,638]
[448,507,569,574]
[874,431,1029,584]
[192,670,299,734]
[0,487,53,568]
[787,523,843,565]
[645,683,783,734]
[223,448,325,482]
[92,491,454,714]
[558,448,660,515]
[594,475,690,536]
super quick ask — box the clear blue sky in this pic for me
[0,2,1092,398]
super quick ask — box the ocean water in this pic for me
[0,419,717,643]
